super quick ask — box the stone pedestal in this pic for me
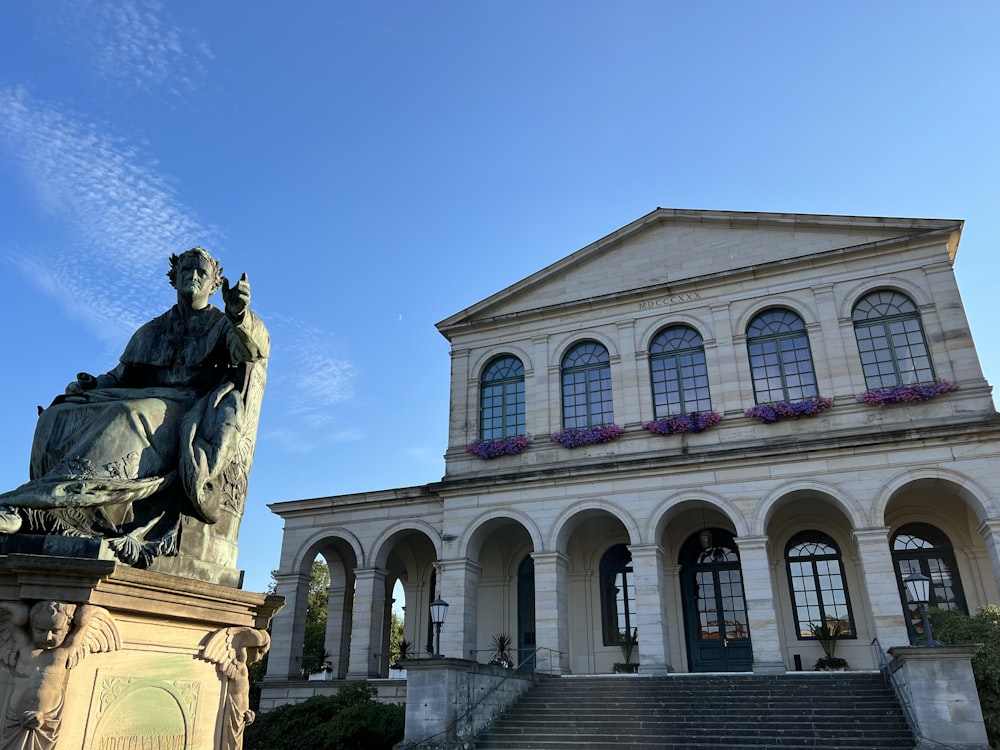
[399,658,533,748]
[0,553,282,750]
[888,645,991,750]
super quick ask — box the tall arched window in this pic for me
[600,544,635,646]
[747,309,818,404]
[649,325,712,417]
[561,341,614,428]
[892,523,968,642]
[853,290,934,390]
[785,531,855,639]
[480,355,525,440]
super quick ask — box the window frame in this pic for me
[852,290,935,390]
[746,308,819,404]
[560,340,614,429]
[599,544,635,647]
[479,355,526,441]
[891,523,968,642]
[784,530,856,640]
[648,325,713,418]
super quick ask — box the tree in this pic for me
[300,559,331,675]
[934,604,1000,748]
[244,682,404,750]
[250,560,331,692]
[388,611,406,666]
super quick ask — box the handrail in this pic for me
[410,646,561,748]
[871,637,920,740]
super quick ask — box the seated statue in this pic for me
[0,248,268,569]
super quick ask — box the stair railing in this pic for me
[409,645,562,748]
[871,637,921,740]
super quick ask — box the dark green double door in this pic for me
[681,533,753,672]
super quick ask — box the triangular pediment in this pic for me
[437,208,961,336]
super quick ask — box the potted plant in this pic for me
[810,622,848,670]
[389,639,412,678]
[613,628,639,673]
[488,633,515,668]
[305,648,334,680]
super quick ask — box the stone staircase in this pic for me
[476,672,915,749]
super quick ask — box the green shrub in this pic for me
[244,682,405,750]
[933,604,1000,748]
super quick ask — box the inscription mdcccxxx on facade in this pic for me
[639,290,702,310]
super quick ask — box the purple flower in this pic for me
[856,380,958,407]
[466,435,532,459]
[642,411,723,435]
[549,424,624,448]
[745,397,833,424]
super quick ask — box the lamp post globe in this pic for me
[429,597,449,658]
[902,571,942,647]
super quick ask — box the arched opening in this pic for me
[891,522,968,642]
[679,528,752,672]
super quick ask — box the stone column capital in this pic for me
[978,518,1000,538]
[352,567,388,584]
[531,551,570,568]
[627,543,665,563]
[735,534,769,553]
[437,557,483,577]
[852,526,891,545]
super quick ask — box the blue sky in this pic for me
[1,2,998,594]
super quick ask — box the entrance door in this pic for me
[680,529,753,672]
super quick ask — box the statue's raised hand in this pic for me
[222,273,250,322]
[65,372,97,395]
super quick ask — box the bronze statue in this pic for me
[0,601,121,750]
[0,248,269,568]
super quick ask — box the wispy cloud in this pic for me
[54,0,210,94]
[0,87,361,446]
[262,426,365,454]
[0,86,215,342]
[265,315,359,428]
[0,2,359,448]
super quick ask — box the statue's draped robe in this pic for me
[0,304,268,555]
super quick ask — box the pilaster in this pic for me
[437,557,482,660]
[852,527,910,648]
[737,535,785,673]
[977,519,1000,601]
[531,551,570,674]
[265,572,311,680]
[628,544,673,674]
[346,567,387,679]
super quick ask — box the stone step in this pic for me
[476,673,915,750]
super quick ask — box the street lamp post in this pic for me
[429,596,449,658]
[902,571,942,646]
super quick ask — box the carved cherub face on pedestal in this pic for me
[28,601,76,650]
[0,600,121,750]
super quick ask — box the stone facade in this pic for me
[264,209,1000,688]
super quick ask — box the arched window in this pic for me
[600,544,635,646]
[853,290,934,390]
[746,309,818,404]
[480,355,525,440]
[892,523,968,642]
[785,531,855,639]
[649,326,712,417]
[561,341,614,428]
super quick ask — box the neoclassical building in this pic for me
[264,208,1000,683]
